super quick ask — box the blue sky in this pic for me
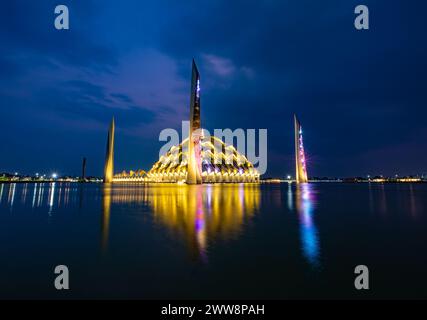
[1,0,426,177]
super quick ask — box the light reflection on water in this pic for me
[0,182,424,270]
[101,185,111,253]
[0,182,322,266]
[8,183,16,208]
[1,182,427,298]
[101,183,261,262]
[295,183,320,268]
[287,182,293,210]
[0,183,79,212]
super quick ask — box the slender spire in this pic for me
[294,114,308,183]
[82,157,87,180]
[104,117,115,183]
[187,60,203,184]
[190,59,201,131]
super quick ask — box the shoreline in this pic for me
[0,180,425,184]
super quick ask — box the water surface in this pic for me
[0,182,426,299]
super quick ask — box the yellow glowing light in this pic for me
[114,135,260,184]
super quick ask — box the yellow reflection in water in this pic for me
[102,183,260,260]
[152,184,260,261]
[101,185,112,253]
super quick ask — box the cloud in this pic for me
[110,93,133,104]
[202,53,255,79]
[98,49,188,118]
[202,54,236,77]
[0,1,118,72]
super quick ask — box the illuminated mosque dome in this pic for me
[145,136,260,183]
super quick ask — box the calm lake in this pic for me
[0,182,426,299]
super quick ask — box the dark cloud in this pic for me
[0,0,117,71]
[110,93,133,103]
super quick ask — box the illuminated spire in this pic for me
[294,114,308,183]
[187,59,203,184]
[104,117,115,183]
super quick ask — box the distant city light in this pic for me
[287,175,291,180]
[52,173,58,179]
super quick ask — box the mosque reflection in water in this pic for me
[101,184,261,262]
[0,182,321,267]
[100,182,321,267]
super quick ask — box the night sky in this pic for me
[1,0,426,178]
